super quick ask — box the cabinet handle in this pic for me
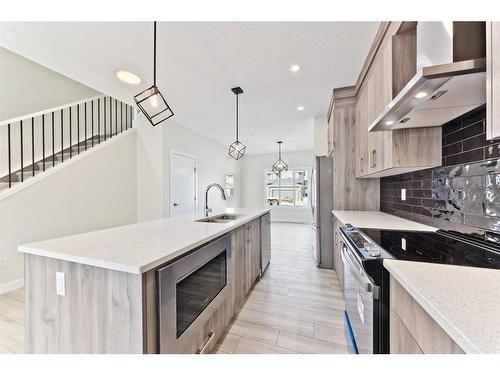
[370,149,377,168]
[359,157,364,173]
[196,331,216,354]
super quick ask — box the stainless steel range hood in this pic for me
[369,22,486,132]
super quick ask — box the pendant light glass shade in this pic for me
[228,87,246,160]
[272,141,288,177]
[134,22,174,126]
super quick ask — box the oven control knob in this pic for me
[365,244,381,257]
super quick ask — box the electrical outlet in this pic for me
[0,257,6,269]
[401,188,406,201]
[56,272,65,296]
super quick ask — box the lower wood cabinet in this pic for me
[332,217,344,292]
[231,218,261,310]
[389,275,464,354]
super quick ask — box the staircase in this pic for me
[0,96,134,193]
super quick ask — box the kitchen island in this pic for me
[18,208,271,354]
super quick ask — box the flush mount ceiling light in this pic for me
[290,64,301,72]
[414,91,428,99]
[385,120,395,126]
[272,141,288,177]
[297,105,304,111]
[116,70,141,85]
[228,87,246,160]
[134,21,174,127]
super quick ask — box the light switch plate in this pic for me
[401,188,406,201]
[56,272,65,296]
[0,257,6,269]
[401,238,406,250]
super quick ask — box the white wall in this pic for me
[314,115,328,156]
[0,47,100,122]
[0,131,137,290]
[163,120,235,217]
[135,114,235,221]
[240,150,314,223]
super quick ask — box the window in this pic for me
[266,169,310,207]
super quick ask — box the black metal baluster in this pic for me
[91,100,94,147]
[77,105,80,154]
[104,98,107,141]
[98,98,101,144]
[20,120,23,182]
[8,123,11,188]
[60,109,64,162]
[120,101,123,133]
[52,112,55,167]
[31,117,35,177]
[42,114,45,171]
[109,97,112,138]
[115,98,118,136]
[125,104,128,130]
[84,102,88,150]
[130,106,133,128]
[69,107,72,158]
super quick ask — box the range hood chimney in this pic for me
[369,22,486,132]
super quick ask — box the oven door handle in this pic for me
[341,244,379,298]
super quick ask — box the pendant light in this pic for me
[134,21,174,126]
[272,141,288,177]
[228,87,246,160]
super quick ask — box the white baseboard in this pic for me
[0,278,24,294]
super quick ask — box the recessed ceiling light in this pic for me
[116,70,141,85]
[297,106,304,111]
[290,64,301,72]
[414,91,428,99]
[385,120,394,126]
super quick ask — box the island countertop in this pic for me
[18,208,270,274]
[384,259,500,354]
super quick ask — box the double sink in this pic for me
[196,214,241,224]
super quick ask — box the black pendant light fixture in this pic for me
[134,21,174,126]
[228,86,246,160]
[272,141,288,177]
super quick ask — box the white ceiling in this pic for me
[0,22,378,154]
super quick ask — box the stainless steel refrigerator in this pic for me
[311,156,333,269]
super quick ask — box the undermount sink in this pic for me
[196,214,241,223]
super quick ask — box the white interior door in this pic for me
[170,151,197,216]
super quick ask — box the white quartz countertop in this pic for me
[384,259,500,354]
[18,208,269,274]
[332,210,437,232]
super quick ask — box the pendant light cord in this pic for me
[153,21,157,86]
[236,94,239,141]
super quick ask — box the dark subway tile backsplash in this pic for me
[380,106,500,242]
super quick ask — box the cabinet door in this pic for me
[367,37,392,175]
[487,22,500,140]
[249,218,261,283]
[332,218,344,292]
[231,225,247,309]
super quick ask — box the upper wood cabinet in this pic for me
[354,22,441,178]
[487,22,500,140]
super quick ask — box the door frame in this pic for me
[169,149,198,216]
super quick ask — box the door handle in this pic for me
[173,203,179,206]
[196,331,216,354]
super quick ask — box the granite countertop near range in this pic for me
[18,208,269,275]
[332,210,437,232]
[384,259,500,354]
